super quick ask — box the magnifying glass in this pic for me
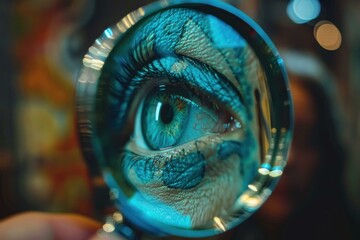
[76,0,293,239]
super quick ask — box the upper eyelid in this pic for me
[134,55,249,122]
[102,54,249,137]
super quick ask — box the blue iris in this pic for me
[142,87,189,149]
[141,85,218,150]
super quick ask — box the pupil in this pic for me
[160,103,174,124]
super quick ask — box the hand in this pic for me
[0,212,101,240]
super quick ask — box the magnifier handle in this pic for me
[92,225,137,240]
[90,232,125,240]
[93,213,140,240]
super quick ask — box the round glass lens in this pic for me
[76,0,293,238]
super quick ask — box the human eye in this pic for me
[130,63,243,153]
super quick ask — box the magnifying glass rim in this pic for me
[76,0,293,238]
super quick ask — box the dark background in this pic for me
[0,0,359,228]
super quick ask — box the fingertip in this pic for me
[47,213,102,240]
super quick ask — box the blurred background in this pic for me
[0,0,359,231]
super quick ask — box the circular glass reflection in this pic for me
[76,0,293,238]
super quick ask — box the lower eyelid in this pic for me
[124,130,248,178]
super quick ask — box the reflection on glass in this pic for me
[76,1,292,238]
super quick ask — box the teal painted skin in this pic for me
[98,8,261,229]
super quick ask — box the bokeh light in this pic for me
[314,21,342,50]
[287,0,321,24]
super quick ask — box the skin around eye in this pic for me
[96,7,261,230]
